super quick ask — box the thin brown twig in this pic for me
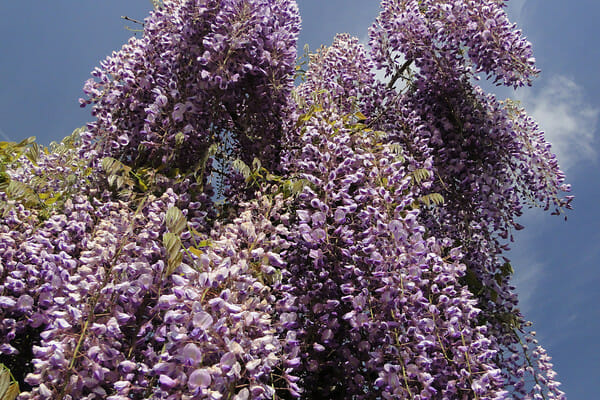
[121,15,144,26]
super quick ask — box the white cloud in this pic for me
[510,257,543,315]
[516,75,599,170]
[0,127,12,142]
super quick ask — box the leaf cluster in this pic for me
[0,364,19,400]
[0,129,92,218]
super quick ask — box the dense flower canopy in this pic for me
[0,0,570,399]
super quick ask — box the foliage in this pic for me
[0,363,19,400]
[0,1,569,399]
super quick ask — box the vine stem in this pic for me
[460,330,480,400]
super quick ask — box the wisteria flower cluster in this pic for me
[1,0,570,399]
[369,0,539,87]
[80,0,300,176]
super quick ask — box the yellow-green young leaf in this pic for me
[411,168,432,184]
[354,111,367,121]
[0,177,9,193]
[175,131,185,146]
[163,232,182,276]
[66,174,78,186]
[106,173,118,187]
[251,157,262,171]
[265,172,281,182]
[165,251,183,276]
[25,143,41,165]
[2,383,19,400]
[6,181,29,199]
[188,247,204,257]
[163,232,181,256]
[232,159,251,179]
[197,239,213,248]
[136,177,149,192]
[207,143,218,157]
[292,179,307,195]
[0,364,19,400]
[117,189,133,200]
[0,368,9,399]
[101,157,119,174]
[44,195,60,206]
[165,206,187,234]
[17,136,36,147]
[388,143,406,162]
[419,193,444,206]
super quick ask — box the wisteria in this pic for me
[79,0,300,176]
[1,0,570,399]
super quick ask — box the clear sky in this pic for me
[1,1,598,398]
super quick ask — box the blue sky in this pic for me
[1,1,598,398]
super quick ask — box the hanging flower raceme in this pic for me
[369,0,539,87]
[294,34,388,118]
[276,88,507,397]
[80,0,300,176]
[0,180,300,399]
[366,1,569,399]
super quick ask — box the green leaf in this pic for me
[489,288,498,302]
[463,267,484,295]
[501,262,514,277]
[496,312,521,329]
